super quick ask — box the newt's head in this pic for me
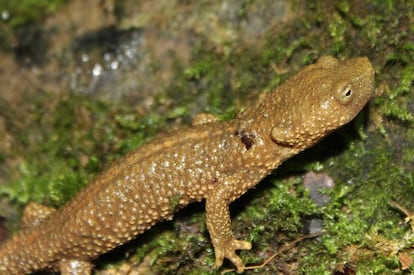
[268,56,374,149]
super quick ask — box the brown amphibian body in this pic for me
[0,56,374,274]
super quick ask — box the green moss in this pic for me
[0,161,86,206]
[235,133,414,273]
[0,0,67,27]
[0,92,171,207]
[291,132,414,272]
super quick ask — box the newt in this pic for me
[0,56,374,274]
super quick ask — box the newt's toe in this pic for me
[213,239,252,273]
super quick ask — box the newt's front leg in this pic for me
[205,175,253,273]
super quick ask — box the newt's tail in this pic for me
[0,227,55,274]
[0,203,59,274]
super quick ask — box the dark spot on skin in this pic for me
[236,131,255,150]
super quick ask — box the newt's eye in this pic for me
[335,83,353,104]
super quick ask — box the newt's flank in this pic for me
[0,56,374,274]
